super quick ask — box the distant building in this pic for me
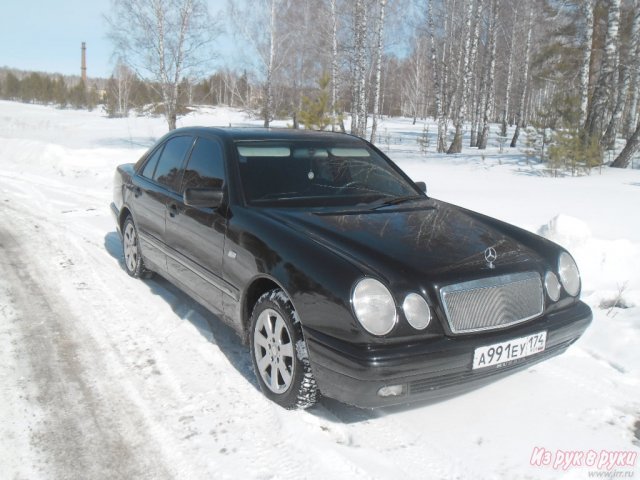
[81,42,87,84]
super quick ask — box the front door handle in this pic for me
[168,203,178,218]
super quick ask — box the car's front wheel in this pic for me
[122,216,153,279]
[250,289,318,409]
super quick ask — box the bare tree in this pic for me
[370,0,387,143]
[447,0,478,154]
[109,60,136,117]
[107,0,220,130]
[611,121,640,168]
[468,0,484,148]
[402,38,426,125]
[510,4,533,148]
[478,0,498,150]
[501,3,518,136]
[602,0,640,150]
[579,0,594,127]
[352,0,369,138]
[330,0,339,131]
[228,0,287,128]
[585,0,621,140]
[623,2,640,139]
[427,0,446,152]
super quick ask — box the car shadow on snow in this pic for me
[103,231,257,389]
[104,230,451,422]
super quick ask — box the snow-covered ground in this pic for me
[0,100,638,479]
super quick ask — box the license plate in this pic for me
[472,331,547,370]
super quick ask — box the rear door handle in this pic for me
[133,186,142,198]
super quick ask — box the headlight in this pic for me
[544,271,561,301]
[558,252,581,296]
[352,278,397,335]
[403,293,431,330]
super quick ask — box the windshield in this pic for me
[236,141,420,207]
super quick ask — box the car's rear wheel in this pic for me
[122,216,153,279]
[250,289,318,409]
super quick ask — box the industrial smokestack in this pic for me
[81,42,87,84]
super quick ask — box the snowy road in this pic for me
[1,101,639,479]
[0,216,173,479]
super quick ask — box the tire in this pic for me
[249,289,318,409]
[122,216,154,279]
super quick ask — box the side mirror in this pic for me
[183,187,223,208]
[415,181,427,194]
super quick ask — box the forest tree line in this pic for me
[0,69,102,110]
[2,0,639,169]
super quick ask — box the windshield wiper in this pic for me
[370,194,427,210]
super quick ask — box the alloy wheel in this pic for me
[253,308,295,394]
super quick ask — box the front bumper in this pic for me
[304,300,592,408]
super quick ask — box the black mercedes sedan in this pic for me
[111,127,592,409]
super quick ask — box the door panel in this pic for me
[165,136,229,317]
[131,176,170,272]
[130,135,195,272]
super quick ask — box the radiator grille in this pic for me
[440,272,543,334]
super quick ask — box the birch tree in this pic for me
[107,0,220,130]
[468,0,484,148]
[611,0,640,168]
[447,0,478,154]
[579,0,594,127]
[402,38,427,125]
[623,2,640,139]
[228,0,285,128]
[330,0,339,131]
[585,0,621,141]
[501,3,518,136]
[428,0,446,152]
[478,0,498,150]
[370,0,387,143]
[602,0,640,150]
[108,60,136,117]
[351,0,369,138]
[510,5,533,148]
[611,122,640,168]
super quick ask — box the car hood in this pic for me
[262,199,544,281]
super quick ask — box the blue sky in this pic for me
[0,1,233,79]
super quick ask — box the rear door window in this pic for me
[153,136,195,191]
[141,145,164,179]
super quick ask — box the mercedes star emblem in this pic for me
[484,247,497,269]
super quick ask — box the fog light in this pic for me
[377,385,405,397]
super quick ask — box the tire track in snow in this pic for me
[0,220,173,480]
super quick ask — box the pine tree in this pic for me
[298,74,332,131]
[548,128,601,176]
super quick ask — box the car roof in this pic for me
[169,126,365,144]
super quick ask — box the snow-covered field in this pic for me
[0,100,638,479]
